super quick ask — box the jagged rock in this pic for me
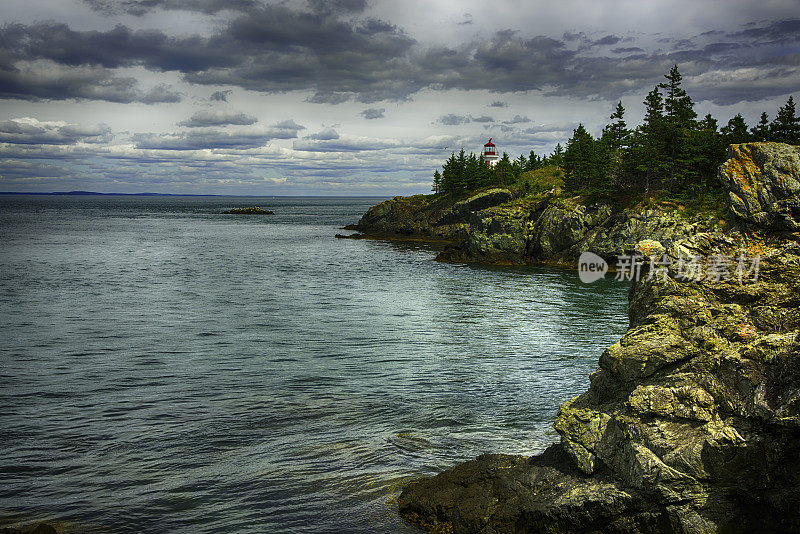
[718,142,800,229]
[354,194,466,242]
[398,445,671,534]
[399,143,800,533]
[435,188,513,225]
[460,206,530,261]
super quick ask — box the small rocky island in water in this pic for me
[222,206,274,215]
[347,142,800,533]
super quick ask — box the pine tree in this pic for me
[721,113,750,145]
[526,150,541,171]
[601,101,630,152]
[625,86,668,192]
[659,65,697,127]
[494,152,513,186]
[563,124,607,193]
[657,65,699,194]
[455,148,468,192]
[440,152,458,194]
[432,169,442,194]
[751,112,771,141]
[464,153,483,191]
[770,96,800,144]
[550,143,564,168]
[692,114,725,190]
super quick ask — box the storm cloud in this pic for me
[1,0,799,195]
[178,109,258,127]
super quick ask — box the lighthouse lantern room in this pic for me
[482,138,499,167]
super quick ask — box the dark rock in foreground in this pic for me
[223,206,274,214]
[399,445,671,533]
[399,143,800,533]
[0,523,58,534]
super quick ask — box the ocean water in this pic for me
[0,195,629,533]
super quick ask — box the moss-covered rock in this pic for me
[398,143,800,533]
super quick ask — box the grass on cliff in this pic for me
[620,188,728,222]
[424,163,727,223]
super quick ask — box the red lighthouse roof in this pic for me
[483,138,495,147]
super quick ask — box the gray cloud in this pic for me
[437,114,470,126]
[132,130,271,150]
[82,0,260,15]
[437,114,495,125]
[304,127,340,140]
[0,118,113,145]
[133,120,304,149]
[729,18,800,43]
[503,115,531,124]
[612,47,645,54]
[489,101,508,107]
[140,84,182,104]
[361,107,385,119]
[2,8,799,106]
[292,136,400,152]
[593,35,622,46]
[210,90,232,102]
[178,109,258,127]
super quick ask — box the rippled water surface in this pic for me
[0,195,629,533]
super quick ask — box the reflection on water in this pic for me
[0,195,629,533]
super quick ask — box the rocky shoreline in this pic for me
[357,143,800,533]
[346,184,723,268]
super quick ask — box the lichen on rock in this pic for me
[398,143,800,533]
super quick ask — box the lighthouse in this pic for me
[482,138,499,167]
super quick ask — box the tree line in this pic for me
[431,145,563,195]
[431,65,799,199]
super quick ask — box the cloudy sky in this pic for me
[1,0,799,195]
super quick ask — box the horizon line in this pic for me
[0,191,393,198]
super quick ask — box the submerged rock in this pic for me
[399,143,800,533]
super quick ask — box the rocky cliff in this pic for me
[348,183,720,267]
[397,143,800,533]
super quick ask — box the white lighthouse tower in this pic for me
[482,138,499,167]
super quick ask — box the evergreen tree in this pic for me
[601,101,630,152]
[692,114,725,190]
[657,65,699,194]
[550,143,564,168]
[625,86,668,191]
[721,113,750,145]
[513,154,527,176]
[440,152,458,194]
[494,152,514,186]
[659,65,697,127]
[432,169,442,194]
[526,150,541,171]
[563,124,607,193]
[770,96,800,144]
[464,153,483,191]
[455,148,468,192]
[751,112,771,141]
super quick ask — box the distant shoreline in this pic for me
[0,191,390,198]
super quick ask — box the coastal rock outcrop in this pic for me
[351,194,467,242]
[435,188,513,226]
[398,142,800,533]
[439,200,718,266]
[718,142,800,230]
